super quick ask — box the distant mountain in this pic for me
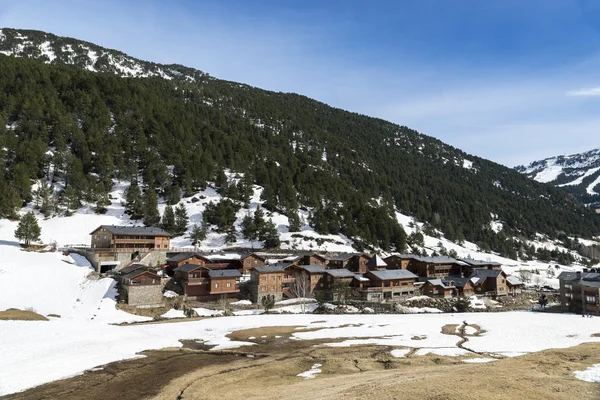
[1,27,599,259]
[515,148,600,206]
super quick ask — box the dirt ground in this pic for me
[4,326,600,400]
[0,309,48,321]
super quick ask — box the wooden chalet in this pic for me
[119,269,162,306]
[360,269,418,302]
[459,258,503,277]
[173,263,211,298]
[323,269,357,301]
[404,256,465,278]
[470,268,509,296]
[506,275,524,295]
[167,252,211,269]
[421,279,455,298]
[207,269,242,296]
[558,271,600,315]
[250,264,289,303]
[328,253,371,274]
[441,276,474,297]
[383,254,410,270]
[90,225,170,250]
[237,253,267,275]
[284,253,328,268]
[366,254,389,270]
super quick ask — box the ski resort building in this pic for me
[90,225,171,250]
[558,271,600,315]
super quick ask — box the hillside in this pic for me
[1,27,599,259]
[516,148,600,207]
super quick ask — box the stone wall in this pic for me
[250,284,283,303]
[122,284,163,307]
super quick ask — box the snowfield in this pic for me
[2,312,600,395]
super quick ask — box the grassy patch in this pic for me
[0,308,48,321]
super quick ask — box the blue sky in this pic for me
[1,0,600,166]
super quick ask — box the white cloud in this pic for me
[567,86,600,96]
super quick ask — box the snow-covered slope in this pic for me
[0,28,206,81]
[516,148,600,205]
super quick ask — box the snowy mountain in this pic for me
[516,148,600,206]
[1,27,600,259]
[0,27,206,81]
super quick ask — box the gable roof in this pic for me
[469,268,505,286]
[367,255,389,268]
[121,269,160,281]
[209,269,242,278]
[173,263,208,273]
[324,269,357,278]
[329,253,364,261]
[301,265,326,274]
[557,271,600,281]
[239,252,266,262]
[119,263,151,275]
[367,269,418,280]
[167,252,210,263]
[459,258,502,267]
[441,276,471,288]
[253,264,289,273]
[427,278,455,289]
[91,225,171,237]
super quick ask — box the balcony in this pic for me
[112,238,156,244]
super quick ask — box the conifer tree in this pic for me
[174,203,189,235]
[188,222,207,247]
[124,182,144,220]
[15,211,41,246]
[161,205,176,234]
[143,187,160,226]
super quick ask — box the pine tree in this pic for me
[174,203,189,235]
[241,212,258,242]
[143,187,160,226]
[225,226,237,244]
[261,219,280,249]
[288,210,301,232]
[188,223,207,247]
[124,182,144,220]
[161,205,176,234]
[15,211,41,246]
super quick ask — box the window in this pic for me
[226,282,232,288]
[164,245,168,248]
[277,276,281,280]
[260,286,266,292]
[401,282,408,286]
[393,281,399,286]
[215,283,219,289]
[261,277,266,281]
[433,289,439,294]
[586,296,596,304]
[270,285,275,291]
[103,235,107,240]
[246,260,250,265]
[270,276,275,281]
[152,279,156,284]
[132,279,141,285]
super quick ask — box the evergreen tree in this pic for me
[161,205,176,234]
[288,210,301,232]
[143,187,160,226]
[188,222,207,247]
[15,211,41,246]
[261,219,280,249]
[124,182,144,220]
[174,203,189,235]
[241,212,258,242]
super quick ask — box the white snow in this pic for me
[558,167,600,187]
[297,363,322,379]
[160,309,185,319]
[193,308,224,317]
[275,298,317,306]
[534,164,564,183]
[163,290,179,298]
[390,348,411,358]
[415,348,470,357]
[586,174,600,195]
[231,300,252,306]
[573,364,600,383]
[462,159,474,170]
[463,358,497,363]
[463,326,478,335]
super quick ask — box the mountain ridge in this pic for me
[516,148,600,206]
[1,27,599,260]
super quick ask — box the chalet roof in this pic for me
[92,225,171,237]
[253,264,289,273]
[471,268,503,278]
[387,254,466,265]
[557,271,600,282]
[366,255,389,268]
[427,278,455,289]
[329,253,363,261]
[441,276,470,288]
[324,269,357,278]
[173,263,207,273]
[121,269,160,281]
[239,252,266,261]
[506,276,523,286]
[459,258,502,267]
[167,252,209,263]
[367,269,417,280]
[301,265,326,274]
[119,263,150,275]
[209,269,242,278]
[354,274,370,282]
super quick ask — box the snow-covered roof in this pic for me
[427,279,455,289]
[506,276,523,286]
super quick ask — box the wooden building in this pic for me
[366,255,389,270]
[470,268,509,296]
[323,269,357,301]
[404,256,464,278]
[166,253,211,274]
[208,269,242,296]
[119,269,162,306]
[383,254,410,270]
[90,225,170,250]
[459,258,503,277]
[421,279,455,298]
[441,276,474,297]
[238,253,267,275]
[328,253,371,274]
[173,263,211,298]
[506,275,524,295]
[285,253,329,268]
[360,269,418,302]
[249,264,289,303]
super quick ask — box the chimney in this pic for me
[583,268,589,273]
[576,271,582,280]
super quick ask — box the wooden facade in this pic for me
[383,255,410,270]
[360,270,417,302]
[120,270,161,286]
[470,269,509,296]
[90,225,171,250]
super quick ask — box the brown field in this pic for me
[4,326,600,400]
[0,309,48,321]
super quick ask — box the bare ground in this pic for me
[0,309,48,321]
[4,327,600,400]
